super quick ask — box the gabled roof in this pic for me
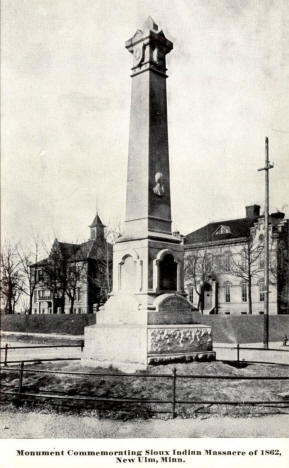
[31,238,112,268]
[57,242,80,258]
[185,217,258,245]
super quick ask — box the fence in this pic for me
[0,343,84,366]
[1,363,289,418]
[2,342,289,366]
[217,343,289,365]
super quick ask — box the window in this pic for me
[259,281,265,301]
[241,311,247,315]
[189,288,193,303]
[259,311,264,315]
[224,282,231,302]
[214,255,222,271]
[205,253,212,271]
[259,254,264,269]
[224,252,231,272]
[77,288,81,301]
[215,225,231,235]
[33,292,37,303]
[241,282,247,302]
[241,252,247,270]
[37,269,44,282]
[225,311,230,315]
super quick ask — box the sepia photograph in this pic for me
[1,0,289,466]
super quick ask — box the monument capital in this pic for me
[125,17,173,76]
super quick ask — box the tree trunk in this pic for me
[70,298,74,314]
[29,294,33,315]
[248,276,252,315]
[198,292,204,315]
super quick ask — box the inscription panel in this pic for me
[156,294,191,313]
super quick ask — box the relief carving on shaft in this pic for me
[153,172,165,197]
[148,328,212,353]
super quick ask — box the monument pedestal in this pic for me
[82,289,215,372]
[82,323,214,372]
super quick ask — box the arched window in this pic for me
[120,255,136,291]
[159,254,177,291]
[203,282,212,309]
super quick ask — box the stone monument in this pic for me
[82,17,215,371]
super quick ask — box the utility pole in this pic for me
[258,137,274,349]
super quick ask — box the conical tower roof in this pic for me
[89,213,104,228]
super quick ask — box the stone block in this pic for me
[82,324,148,372]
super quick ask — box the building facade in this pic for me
[30,213,112,314]
[184,205,289,315]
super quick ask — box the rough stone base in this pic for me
[148,351,216,365]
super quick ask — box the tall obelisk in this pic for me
[123,16,173,239]
[82,18,214,371]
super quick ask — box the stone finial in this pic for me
[143,16,159,31]
[125,18,173,75]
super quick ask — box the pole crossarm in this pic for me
[258,163,274,172]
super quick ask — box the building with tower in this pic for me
[30,212,112,315]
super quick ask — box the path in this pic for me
[1,408,289,438]
[214,342,289,365]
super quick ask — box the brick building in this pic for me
[30,213,112,314]
[184,205,289,315]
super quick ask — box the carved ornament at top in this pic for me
[125,17,173,74]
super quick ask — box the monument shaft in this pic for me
[125,62,171,236]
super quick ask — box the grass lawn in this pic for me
[1,360,289,420]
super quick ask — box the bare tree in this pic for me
[41,241,67,314]
[65,244,88,314]
[104,220,121,292]
[0,242,24,314]
[230,239,263,315]
[269,240,289,312]
[184,248,214,313]
[17,236,41,314]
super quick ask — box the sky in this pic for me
[2,0,289,249]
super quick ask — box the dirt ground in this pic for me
[1,407,289,438]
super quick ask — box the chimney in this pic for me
[270,211,285,220]
[246,205,260,218]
